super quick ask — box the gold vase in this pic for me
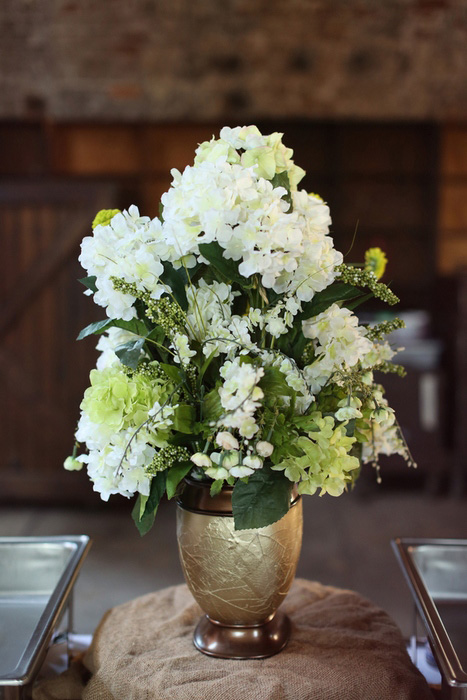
[176,477,303,659]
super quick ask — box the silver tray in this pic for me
[0,535,91,698]
[393,537,467,699]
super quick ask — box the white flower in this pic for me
[171,333,196,366]
[79,206,167,320]
[230,464,255,478]
[302,304,373,393]
[335,406,362,421]
[218,358,264,437]
[206,466,230,480]
[256,441,274,457]
[190,453,212,468]
[216,431,239,450]
[243,455,263,470]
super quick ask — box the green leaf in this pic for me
[160,363,184,383]
[138,494,148,519]
[131,471,166,536]
[270,172,292,208]
[346,291,374,311]
[259,367,294,397]
[77,317,148,341]
[160,261,188,310]
[297,282,362,322]
[232,465,292,530]
[79,275,97,293]
[115,318,149,335]
[77,319,112,340]
[173,404,195,434]
[199,242,247,286]
[203,387,223,422]
[345,418,356,437]
[115,337,146,369]
[210,479,224,497]
[166,461,192,499]
[199,348,218,384]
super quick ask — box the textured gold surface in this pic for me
[177,499,303,625]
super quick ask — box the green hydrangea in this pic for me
[271,411,359,496]
[80,366,171,433]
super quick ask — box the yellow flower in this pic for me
[365,247,388,280]
[92,209,121,230]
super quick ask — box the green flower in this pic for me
[272,412,359,496]
[80,367,171,432]
[241,147,277,180]
[92,209,121,230]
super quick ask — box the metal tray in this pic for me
[393,537,467,699]
[0,535,91,698]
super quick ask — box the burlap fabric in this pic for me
[33,579,434,700]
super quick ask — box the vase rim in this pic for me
[176,476,299,517]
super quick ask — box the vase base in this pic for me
[193,611,291,659]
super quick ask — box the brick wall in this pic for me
[1,0,467,121]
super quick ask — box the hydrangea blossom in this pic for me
[302,304,374,393]
[218,358,264,438]
[67,125,411,526]
[79,206,167,320]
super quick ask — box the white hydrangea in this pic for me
[77,427,154,501]
[79,206,167,320]
[159,148,341,303]
[171,332,196,365]
[218,358,264,438]
[302,304,374,393]
[361,339,398,369]
[185,279,257,358]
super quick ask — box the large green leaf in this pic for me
[232,465,292,530]
[77,319,113,340]
[202,387,223,422]
[159,363,184,383]
[166,461,192,499]
[173,404,195,433]
[260,367,294,397]
[77,317,147,341]
[115,337,146,369]
[131,471,166,536]
[160,261,188,310]
[199,242,247,286]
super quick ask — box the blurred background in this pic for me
[1,0,467,637]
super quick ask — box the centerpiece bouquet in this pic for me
[65,125,412,535]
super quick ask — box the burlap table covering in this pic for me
[33,578,434,700]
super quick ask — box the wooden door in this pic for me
[0,180,116,504]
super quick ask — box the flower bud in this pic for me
[256,441,274,458]
[216,431,239,451]
[190,452,212,468]
[64,456,83,472]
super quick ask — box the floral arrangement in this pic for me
[65,125,413,534]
